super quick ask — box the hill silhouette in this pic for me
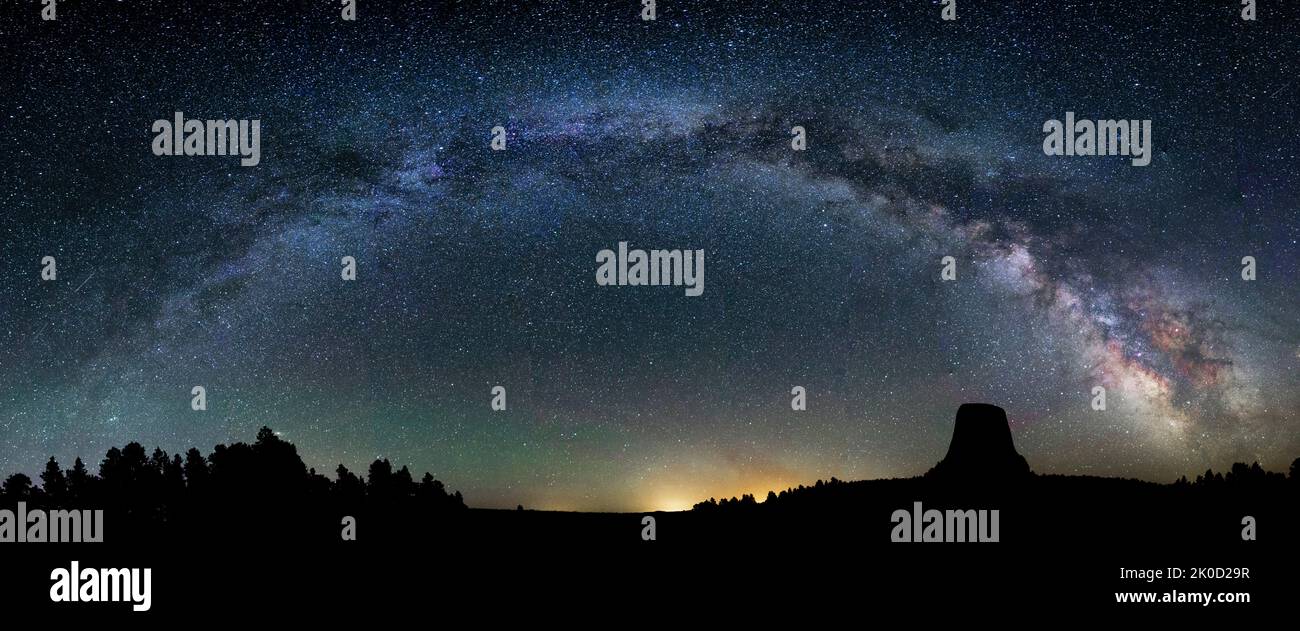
[683,403,1297,569]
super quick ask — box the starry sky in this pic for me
[1,0,1296,511]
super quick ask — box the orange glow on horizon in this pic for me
[643,478,795,512]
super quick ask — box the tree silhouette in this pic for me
[40,457,67,502]
[334,464,366,504]
[65,457,91,502]
[1,472,34,501]
[183,448,209,490]
[0,426,466,543]
[367,458,395,498]
[395,465,415,499]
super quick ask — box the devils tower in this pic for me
[928,403,1032,480]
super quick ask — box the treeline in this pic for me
[1173,460,1298,488]
[0,427,465,541]
[693,460,1300,512]
[692,477,848,512]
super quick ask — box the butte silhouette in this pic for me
[926,403,1032,481]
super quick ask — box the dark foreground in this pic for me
[2,473,1294,619]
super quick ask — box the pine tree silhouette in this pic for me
[0,426,466,543]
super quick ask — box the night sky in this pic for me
[1,1,1296,511]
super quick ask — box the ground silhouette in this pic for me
[2,406,1294,548]
[2,406,1296,616]
[689,404,1297,548]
